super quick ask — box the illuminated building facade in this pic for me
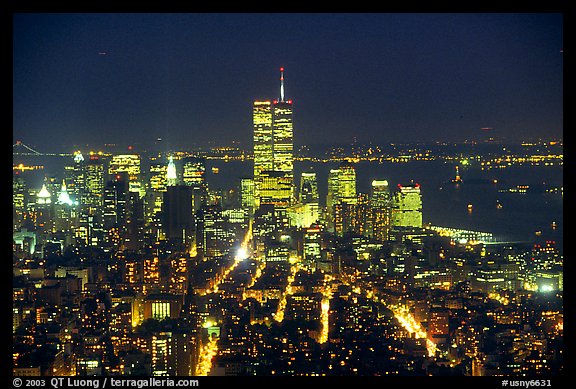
[253,100,273,206]
[271,99,293,183]
[182,157,206,190]
[325,168,340,232]
[391,183,423,228]
[240,177,255,216]
[183,156,207,211]
[13,174,27,230]
[84,155,104,208]
[54,180,77,234]
[253,68,294,208]
[66,151,86,200]
[303,225,323,266]
[370,180,392,241]
[258,170,292,209]
[167,156,178,187]
[195,205,234,260]
[35,183,53,234]
[108,154,143,196]
[299,171,319,204]
[338,161,357,205]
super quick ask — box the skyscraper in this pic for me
[271,68,294,184]
[182,156,207,211]
[253,68,294,209]
[338,161,357,205]
[253,101,273,208]
[109,154,143,196]
[325,168,341,233]
[299,171,319,204]
[167,156,178,187]
[85,155,105,208]
[392,183,423,228]
[240,177,255,216]
[370,180,392,241]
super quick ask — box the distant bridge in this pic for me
[13,141,72,157]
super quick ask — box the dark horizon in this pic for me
[13,13,563,151]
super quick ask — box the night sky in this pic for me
[12,13,563,151]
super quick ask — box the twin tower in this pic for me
[253,68,294,209]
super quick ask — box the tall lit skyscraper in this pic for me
[392,183,423,228]
[338,161,357,205]
[258,170,292,208]
[85,155,104,208]
[182,157,206,189]
[253,101,273,207]
[290,170,319,228]
[109,154,143,196]
[182,156,207,211]
[326,168,340,233]
[167,156,178,187]
[253,68,294,208]
[240,177,255,216]
[67,151,86,200]
[13,174,27,230]
[299,171,319,204]
[271,68,294,183]
[370,180,392,241]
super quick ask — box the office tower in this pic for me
[325,168,341,232]
[108,154,143,196]
[370,180,392,241]
[253,100,273,207]
[299,171,319,204]
[195,204,233,260]
[73,155,106,248]
[147,328,195,376]
[271,68,294,184]
[182,156,207,211]
[391,183,423,228]
[258,170,292,209]
[334,202,355,238]
[240,177,255,216]
[162,185,194,244]
[35,182,53,234]
[45,176,61,205]
[303,225,323,265]
[351,192,370,236]
[149,162,168,192]
[182,157,206,189]
[103,176,128,230]
[252,202,289,260]
[125,191,145,250]
[84,155,104,207]
[253,68,294,208]
[146,160,168,235]
[54,180,77,235]
[169,255,188,295]
[66,151,86,200]
[338,161,357,205]
[167,156,178,187]
[13,174,27,230]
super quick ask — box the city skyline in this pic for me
[10,8,565,381]
[13,12,563,151]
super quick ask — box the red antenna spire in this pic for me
[280,67,285,102]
